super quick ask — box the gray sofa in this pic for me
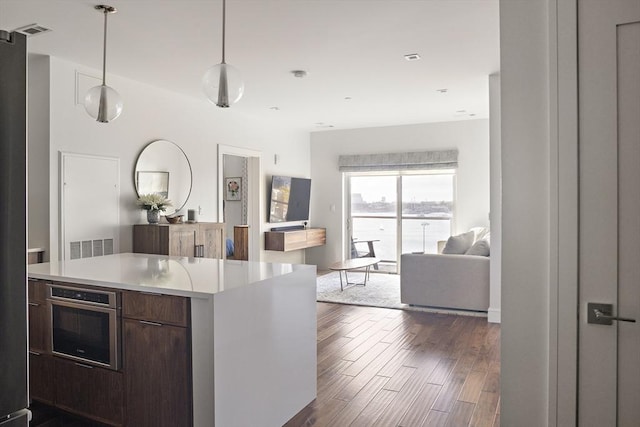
[400,228,490,312]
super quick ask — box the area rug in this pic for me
[316,271,403,309]
[316,271,487,317]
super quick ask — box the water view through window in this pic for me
[349,173,454,271]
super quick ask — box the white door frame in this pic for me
[550,0,579,425]
[217,144,261,262]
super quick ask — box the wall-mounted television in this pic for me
[268,175,311,223]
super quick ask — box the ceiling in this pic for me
[2,0,500,132]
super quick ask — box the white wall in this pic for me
[488,73,502,324]
[500,0,550,424]
[27,54,50,259]
[307,119,490,269]
[41,57,310,263]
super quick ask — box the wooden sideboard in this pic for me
[133,223,225,259]
[232,225,249,261]
[264,228,326,252]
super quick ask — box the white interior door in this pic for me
[578,0,640,424]
[61,152,119,260]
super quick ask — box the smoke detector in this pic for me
[13,24,51,37]
[291,70,308,78]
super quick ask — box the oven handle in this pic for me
[47,298,117,315]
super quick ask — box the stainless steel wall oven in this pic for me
[47,284,121,370]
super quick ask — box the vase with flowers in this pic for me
[137,193,172,224]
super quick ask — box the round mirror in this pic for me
[134,140,192,215]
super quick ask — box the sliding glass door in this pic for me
[348,171,455,273]
[349,176,398,271]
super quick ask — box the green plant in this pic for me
[137,193,172,212]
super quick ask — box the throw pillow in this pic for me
[465,239,490,256]
[442,231,475,254]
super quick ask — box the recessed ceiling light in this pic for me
[291,70,308,78]
[13,23,51,37]
[404,53,420,61]
[456,110,467,113]
[469,113,476,117]
[269,106,280,111]
[436,89,448,93]
[344,97,352,101]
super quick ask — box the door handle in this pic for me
[587,303,637,325]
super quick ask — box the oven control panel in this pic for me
[50,286,114,307]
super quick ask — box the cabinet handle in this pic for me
[139,320,163,327]
[28,278,38,282]
[140,291,162,296]
[74,362,94,369]
[29,351,41,356]
[28,302,40,307]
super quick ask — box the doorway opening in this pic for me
[217,145,261,262]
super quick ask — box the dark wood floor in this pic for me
[32,302,500,427]
[285,302,500,427]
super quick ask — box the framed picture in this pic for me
[225,177,242,201]
[137,171,169,198]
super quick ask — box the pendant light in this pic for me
[202,0,244,107]
[84,4,123,123]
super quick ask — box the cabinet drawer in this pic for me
[54,358,123,426]
[29,352,54,405]
[28,300,49,353]
[306,229,326,247]
[123,319,192,427]
[122,291,189,327]
[28,279,47,303]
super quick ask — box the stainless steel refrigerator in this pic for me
[0,30,29,426]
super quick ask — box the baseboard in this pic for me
[488,307,501,323]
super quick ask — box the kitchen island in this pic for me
[28,253,317,427]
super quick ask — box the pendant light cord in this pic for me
[102,8,108,85]
[221,0,226,64]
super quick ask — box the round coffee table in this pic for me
[328,257,380,291]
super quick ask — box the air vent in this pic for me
[69,238,114,260]
[404,53,421,61]
[13,24,51,37]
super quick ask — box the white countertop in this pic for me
[27,253,314,299]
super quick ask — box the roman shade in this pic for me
[338,149,458,172]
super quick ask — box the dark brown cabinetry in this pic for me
[29,351,54,405]
[264,228,326,251]
[27,281,193,426]
[27,279,54,404]
[133,223,225,259]
[122,291,192,427]
[27,279,48,353]
[54,358,124,426]
[233,225,249,260]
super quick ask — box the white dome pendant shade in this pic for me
[202,0,244,108]
[84,5,123,123]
